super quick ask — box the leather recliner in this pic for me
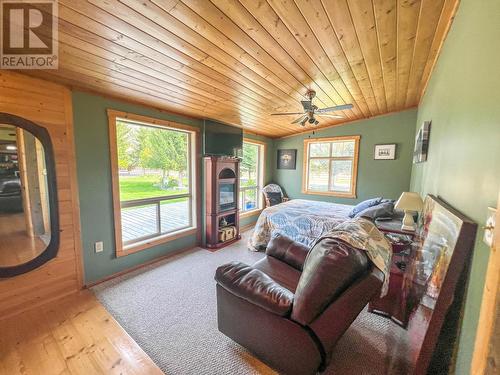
[215,232,384,375]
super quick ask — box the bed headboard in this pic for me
[407,195,477,374]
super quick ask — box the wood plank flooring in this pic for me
[0,213,46,267]
[0,291,163,375]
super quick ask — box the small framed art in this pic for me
[277,149,297,169]
[414,120,431,163]
[374,144,396,160]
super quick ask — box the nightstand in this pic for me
[368,217,417,328]
[375,217,416,239]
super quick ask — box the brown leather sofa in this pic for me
[215,233,384,375]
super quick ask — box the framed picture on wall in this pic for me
[277,149,297,169]
[414,120,431,163]
[374,144,396,160]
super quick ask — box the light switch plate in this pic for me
[95,241,104,253]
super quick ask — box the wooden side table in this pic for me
[368,218,417,328]
[375,217,416,238]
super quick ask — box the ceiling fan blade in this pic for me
[301,100,313,111]
[316,103,354,113]
[317,114,344,119]
[292,115,307,124]
[270,112,305,116]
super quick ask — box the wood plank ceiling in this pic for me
[26,0,459,138]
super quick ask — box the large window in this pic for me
[239,139,264,214]
[303,136,360,198]
[108,111,197,256]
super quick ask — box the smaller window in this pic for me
[239,139,265,214]
[302,136,360,198]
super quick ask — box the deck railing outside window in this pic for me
[239,140,264,213]
[120,193,192,246]
[239,185,259,213]
[109,113,197,253]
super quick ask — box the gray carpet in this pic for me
[92,230,412,375]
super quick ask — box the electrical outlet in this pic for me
[94,241,104,253]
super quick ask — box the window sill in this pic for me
[301,190,357,199]
[116,227,198,257]
[240,208,263,219]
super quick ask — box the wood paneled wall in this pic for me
[0,71,83,318]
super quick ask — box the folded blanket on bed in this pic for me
[317,218,392,297]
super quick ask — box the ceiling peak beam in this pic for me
[320,0,382,115]
[233,0,358,120]
[291,0,372,117]
[264,0,366,118]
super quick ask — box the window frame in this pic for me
[302,135,360,198]
[239,138,265,218]
[107,110,199,257]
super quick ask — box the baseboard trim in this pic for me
[85,244,199,288]
[86,225,256,288]
[240,222,256,233]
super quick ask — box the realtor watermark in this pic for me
[1,0,58,69]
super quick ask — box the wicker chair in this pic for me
[262,184,290,208]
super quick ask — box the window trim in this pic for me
[239,138,266,218]
[107,109,200,257]
[302,135,360,198]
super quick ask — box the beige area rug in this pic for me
[93,230,412,374]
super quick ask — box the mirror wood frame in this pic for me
[0,112,59,277]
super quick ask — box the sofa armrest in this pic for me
[215,261,294,316]
[266,232,309,271]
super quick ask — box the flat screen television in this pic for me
[203,120,243,157]
[219,182,236,211]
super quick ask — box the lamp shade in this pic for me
[395,192,424,212]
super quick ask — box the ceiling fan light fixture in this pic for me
[271,89,353,126]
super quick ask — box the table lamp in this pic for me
[395,192,424,231]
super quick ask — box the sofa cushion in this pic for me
[349,197,383,218]
[266,192,282,206]
[266,232,309,271]
[253,256,302,293]
[215,261,294,316]
[291,238,369,325]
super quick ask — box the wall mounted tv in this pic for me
[203,119,243,157]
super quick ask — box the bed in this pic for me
[249,199,353,251]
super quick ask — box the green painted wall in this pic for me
[73,92,202,284]
[272,109,417,204]
[72,91,273,284]
[410,1,500,373]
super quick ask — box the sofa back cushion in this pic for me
[266,232,310,271]
[266,192,283,206]
[291,238,369,325]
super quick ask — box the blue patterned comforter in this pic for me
[249,199,353,250]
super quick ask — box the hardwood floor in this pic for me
[0,213,46,266]
[0,290,163,375]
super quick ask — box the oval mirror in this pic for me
[0,113,59,277]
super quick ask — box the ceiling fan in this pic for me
[271,89,353,126]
